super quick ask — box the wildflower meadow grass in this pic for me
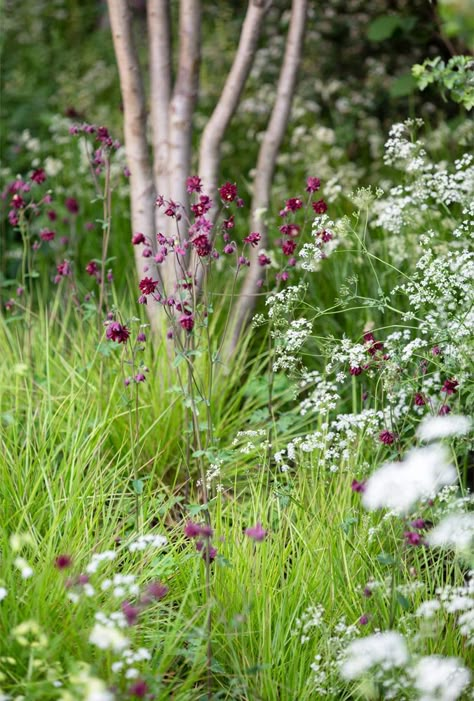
[1,13,474,700]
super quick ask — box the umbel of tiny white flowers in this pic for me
[362,443,456,515]
[339,631,409,680]
[417,414,472,442]
[426,512,474,552]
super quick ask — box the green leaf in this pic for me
[187,503,208,516]
[377,552,396,566]
[390,73,417,98]
[132,479,144,495]
[367,15,403,41]
[396,592,410,611]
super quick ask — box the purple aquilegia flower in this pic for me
[351,479,366,493]
[128,680,149,698]
[186,175,202,193]
[379,430,395,445]
[55,554,72,570]
[106,322,130,344]
[139,277,159,295]
[441,378,458,395]
[132,232,146,245]
[244,232,261,247]
[245,523,267,542]
[312,199,327,214]
[305,177,321,193]
[219,181,237,203]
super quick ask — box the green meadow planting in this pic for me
[1,2,473,699]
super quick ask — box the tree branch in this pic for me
[198,0,271,208]
[226,0,308,356]
[168,0,201,236]
[107,0,160,324]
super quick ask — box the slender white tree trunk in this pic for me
[168,0,201,231]
[108,0,160,324]
[198,0,272,211]
[148,0,172,228]
[226,0,308,357]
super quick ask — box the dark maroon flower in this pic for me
[306,177,321,193]
[411,519,426,530]
[321,230,333,242]
[179,314,194,332]
[359,614,370,625]
[65,197,79,214]
[438,404,451,416]
[432,345,441,356]
[8,210,19,226]
[363,586,372,598]
[285,197,303,212]
[106,322,130,344]
[55,554,72,570]
[244,232,261,247]
[191,195,212,216]
[219,182,237,202]
[11,194,25,209]
[47,210,57,221]
[414,393,426,406]
[258,254,271,266]
[280,223,300,238]
[223,215,234,230]
[404,531,423,546]
[379,430,395,445]
[441,378,458,395]
[56,261,71,278]
[350,366,362,376]
[186,175,202,193]
[236,197,245,208]
[132,232,146,245]
[184,521,203,538]
[128,679,149,698]
[281,239,297,256]
[134,373,146,383]
[312,199,328,214]
[144,581,168,602]
[31,168,46,184]
[351,479,366,493]
[238,256,250,267]
[85,261,99,276]
[137,332,146,342]
[191,234,212,257]
[139,277,159,295]
[223,243,236,254]
[122,600,140,626]
[40,229,55,241]
[245,523,267,542]
[197,542,217,562]
[363,332,375,343]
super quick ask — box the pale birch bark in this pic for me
[198,0,272,211]
[107,0,160,325]
[148,0,172,212]
[168,0,201,231]
[226,0,308,356]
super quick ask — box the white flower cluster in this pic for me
[128,534,167,552]
[232,429,270,455]
[272,318,312,373]
[196,458,224,493]
[340,631,471,700]
[274,408,384,474]
[293,603,325,643]
[362,444,456,515]
[417,575,474,646]
[265,284,306,319]
[86,550,117,574]
[101,574,140,598]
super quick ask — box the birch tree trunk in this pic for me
[108,0,160,324]
[168,0,201,231]
[148,0,172,228]
[226,0,308,357]
[198,0,271,211]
